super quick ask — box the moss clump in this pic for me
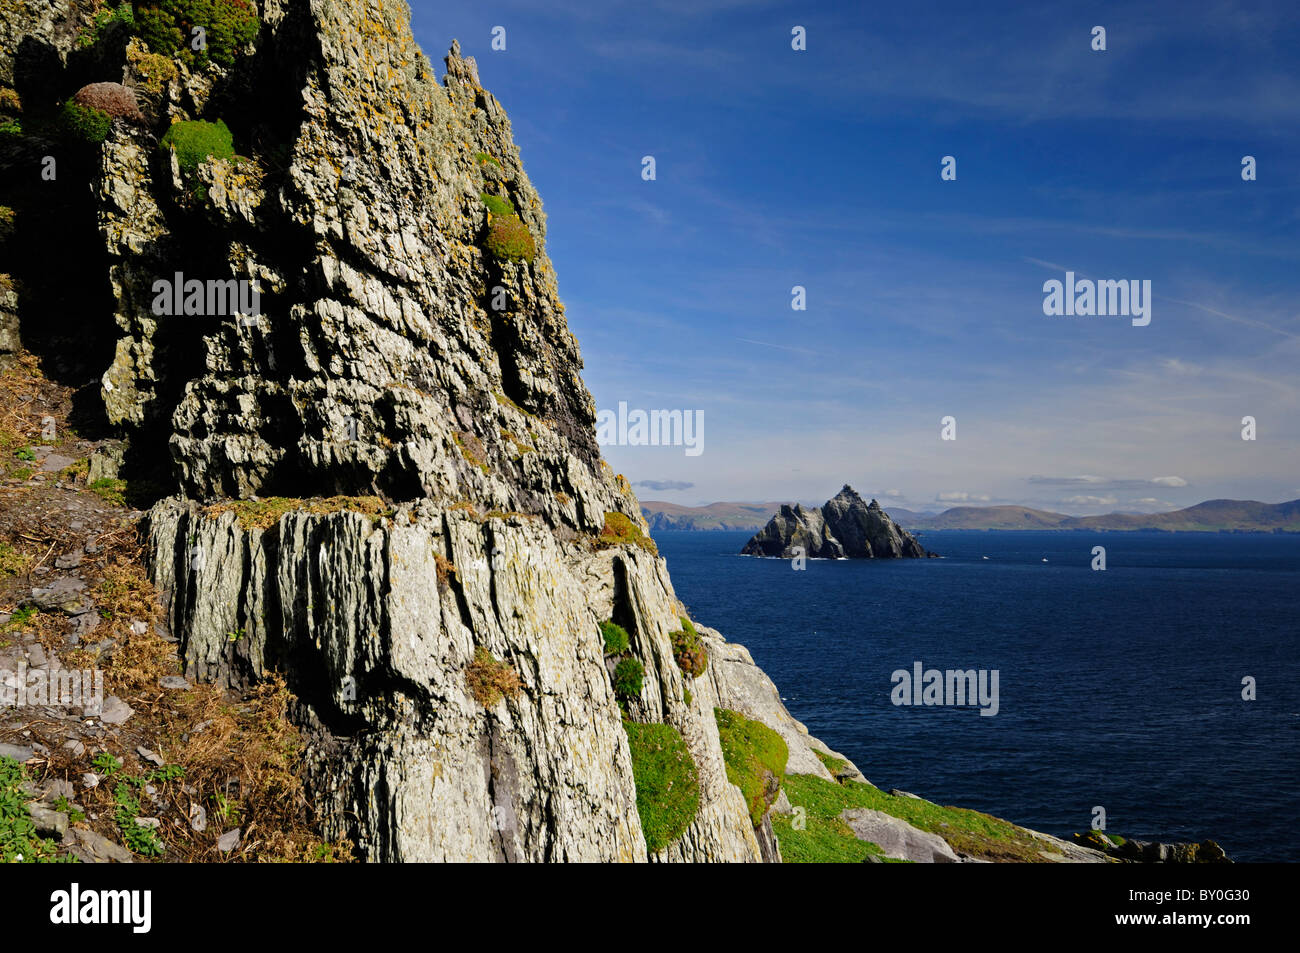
[597,512,658,556]
[136,0,260,68]
[612,657,644,701]
[669,616,707,678]
[714,708,788,826]
[60,101,112,144]
[0,87,20,115]
[484,213,536,264]
[128,42,179,93]
[465,646,523,708]
[89,477,127,505]
[474,151,501,168]
[599,620,630,656]
[774,773,1059,863]
[623,722,699,854]
[203,496,393,531]
[160,118,235,175]
[480,192,516,217]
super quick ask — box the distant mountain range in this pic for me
[641,498,1300,534]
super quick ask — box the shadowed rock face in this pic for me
[741,486,931,559]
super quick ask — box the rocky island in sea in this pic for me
[742,486,932,559]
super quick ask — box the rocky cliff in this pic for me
[0,0,888,862]
[742,485,931,559]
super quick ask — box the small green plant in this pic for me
[599,620,629,656]
[484,213,536,264]
[211,791,241,824]
[669,616,707,679]
[4,606,37,629]
[227,627,245,642]
[0,120,21,138]
[612,657,644,701]
[0,206,14,241]
[623,722,700,853]
[480,192,516,217]
[160,118,235,176]
[92,752,124,777]
[53,795,86,824]
[60,101,112,144]
[474,151,501,167]
[0,756,72,863]
[112,782,164,856]
[465,646,523,708]
[14,447,35,462]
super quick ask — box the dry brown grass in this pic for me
[465,646,522,708]
[79,532,351,861]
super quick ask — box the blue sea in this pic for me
[655,530,1300,862]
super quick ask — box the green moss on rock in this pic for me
[160,118,235,175]
[480,192,516,217]
[60,101,112,144]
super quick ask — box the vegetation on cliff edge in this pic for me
[623,721,699,854]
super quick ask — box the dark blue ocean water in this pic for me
[655,530,1300,862]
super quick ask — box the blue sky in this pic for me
[412,0,1300,513]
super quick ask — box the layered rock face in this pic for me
[742,485,931,559]
[0,0,875,861]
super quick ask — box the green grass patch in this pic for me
[623,722,699,854]
[775,772,1058,863]
[714,708,787,825]
[812,748,848,776]
[89,477,127,505]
